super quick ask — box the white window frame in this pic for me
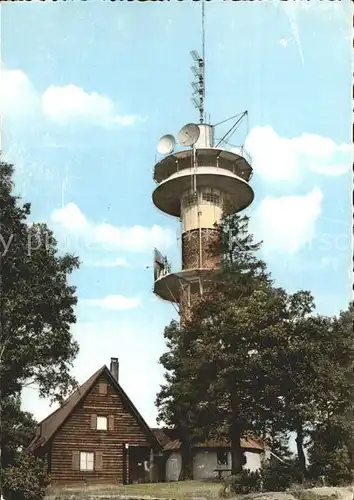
[96,416,108,430]
[80,452,94,471]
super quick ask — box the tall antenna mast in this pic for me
[190,0,206,124]
[202,0,205,69]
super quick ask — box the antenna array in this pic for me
[190,50,205,124]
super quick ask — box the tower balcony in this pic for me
[153,147,252,184]
[152,151,254,218]
[153,267,218,304]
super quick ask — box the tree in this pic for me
[308,422,352,485]
[2,453,50,500]
[307,303,354,486]
[0,159,80,496]
[1,395,37,470]
[258,291,318,479]
[265,431,293,464]
[262,299,354,482]
[156,320,200,479]
[156,209,354,482]
[330,302,354,482]
[0,160,79,400]
[156,212,282,476]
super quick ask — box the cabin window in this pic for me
[217,450,228,466]
[80,452,94,471]
[96,416,108,430]
[98,383,107,395]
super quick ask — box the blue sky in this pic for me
[0,0,352,429]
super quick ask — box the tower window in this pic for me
[183,192,198,207]
[202,192,220,205]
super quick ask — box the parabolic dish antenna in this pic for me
[177,123,200,147]
[157,134,176,155]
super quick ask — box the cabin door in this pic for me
[128,446,150,484]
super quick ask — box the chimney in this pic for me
[110,357,119,383]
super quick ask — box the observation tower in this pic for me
[152,50,254,322]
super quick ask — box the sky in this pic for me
[0,0,352,431]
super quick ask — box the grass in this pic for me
[47,480,222,499]
[47,481,353,500]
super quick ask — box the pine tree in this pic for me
[156,212,282,476]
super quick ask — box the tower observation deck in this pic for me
[152,123,254,322]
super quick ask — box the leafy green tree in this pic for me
[265,431,293,464]
[308,422,352,485]
[262,299,353,482]
[157,209,353,482]
[156,320,199,479]
[2,453,49,500]
[156,212,282,476]
[0,161,79,402]
[0,159,80,496]
[307,303,354,486]
[1,395,37,469]
[258,291,317,479]
[330,303,354,482]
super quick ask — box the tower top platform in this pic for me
[152,166,254,217]
[153,147,252,184]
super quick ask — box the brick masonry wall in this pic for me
[181,229,220,270]
[180,228,220,323]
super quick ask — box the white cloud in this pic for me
[52,202,88,230]
[0,67,39,118]
[83,295,141,311]
[0,64,139,128]
[42,84,140,127]
[251,187,323,254]
[245,126,352,182]
[50,202,174,253]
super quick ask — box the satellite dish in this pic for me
[157,134,175,155]
[177,123,200,147]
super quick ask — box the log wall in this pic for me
[49,373,153,486]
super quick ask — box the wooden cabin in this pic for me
[28,358,162,486]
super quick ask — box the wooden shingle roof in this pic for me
[28,365,161,452]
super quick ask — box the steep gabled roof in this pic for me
[28,366,160,452]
